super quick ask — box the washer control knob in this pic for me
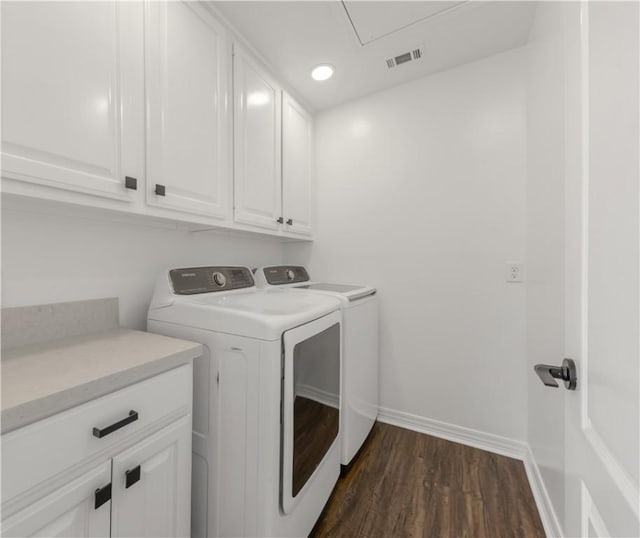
[212,272,226,287]
[286,269,296,281]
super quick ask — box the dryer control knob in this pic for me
[286,269,295,281]
[212,272,227,287]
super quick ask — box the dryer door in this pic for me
[281,310,341,515]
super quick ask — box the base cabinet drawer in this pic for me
[1,461,112,538]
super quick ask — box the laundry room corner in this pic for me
[284,46,529,448]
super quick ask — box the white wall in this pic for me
[1,206,283,329]
[286,48,528,442]
[525,3,573,532]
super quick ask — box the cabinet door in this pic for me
[110,416,191,538]
[145,1,230,219]
[282,93,314,236]
[1,461,111,537]
[233,47,282,230]
[1,1,143,202]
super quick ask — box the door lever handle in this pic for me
[534,358,577,390]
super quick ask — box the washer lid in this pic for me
[149,289,341,341]
[297,283,377,302]
[298,283,363,293]
[253,267,376,302]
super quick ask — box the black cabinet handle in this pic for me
[93,410,139,438]
[94,483,112,509]
[277,217,284,224]
[155,184,166,196]
[125,176,138,190]
[534,358,577,390]
[125,465,141,488]
[286,218,293,225]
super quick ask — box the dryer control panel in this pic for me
[169,266,254,294]
[261,266,310,285]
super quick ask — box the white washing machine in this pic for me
[254,266,379,468]
[147,266,342,538]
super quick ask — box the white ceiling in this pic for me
[343,1,468,45]
[213,1,537,111]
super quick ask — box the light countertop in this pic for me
[1,328,202,434]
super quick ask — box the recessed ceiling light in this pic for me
[311,64,334,81]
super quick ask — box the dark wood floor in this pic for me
[313,422,545,538]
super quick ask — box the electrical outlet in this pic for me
[506,263,524,283]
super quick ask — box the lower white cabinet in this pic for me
[111,416,191,538]
[1,461,112,537]
[1,365,193,538]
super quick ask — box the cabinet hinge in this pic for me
[94,483,112,509]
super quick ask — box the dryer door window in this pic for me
[281,311,341,514]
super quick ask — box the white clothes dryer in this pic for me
[254,266,379,468]
[147,266,342,538]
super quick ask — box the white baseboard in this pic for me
[377,406,527,459]
[523,446,564,538]
[377,406,563,538]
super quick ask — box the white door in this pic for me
[233,46,282,230]
[282,93,314,236]
[563,2,639,536]
[110,416,192,538]
[1,1,143,201]
[1,461,112,537]
[145,1,230,220]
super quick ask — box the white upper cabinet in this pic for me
[282,93,314,236]
[145,2,230,220]
[1,1,143,201]
[233,47,283,231]
[1,2,313,240]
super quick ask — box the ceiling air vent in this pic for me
[386,45,424,69]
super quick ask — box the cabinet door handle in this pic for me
[94,483,112,509]
[276,217,284,224]
[125,176,138,190]
[286,218,293,225]
[155,184,166,196]
[125,465,141,488]
[93,410,139,438]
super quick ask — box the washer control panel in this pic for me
[169,266,254,294]
[262,266,310,285]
